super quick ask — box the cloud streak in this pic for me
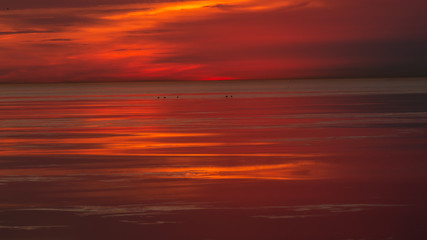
[0,0,426,82]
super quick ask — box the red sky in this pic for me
[0,0,426,83]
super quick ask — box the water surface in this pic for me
[1,79,427,239]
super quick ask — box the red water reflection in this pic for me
[1,81,427,239]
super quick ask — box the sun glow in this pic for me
[0,0,318,81]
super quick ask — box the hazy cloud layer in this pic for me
[0,0,426,82]
[0,0,180,9]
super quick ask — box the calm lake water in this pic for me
[1,78,427,239]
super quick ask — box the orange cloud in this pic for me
[0,0,426,82]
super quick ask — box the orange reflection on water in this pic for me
[0,119,330,180]
[0,159,328,181]
[3,83,426,187]
[1,81,427,240]
[130,161,328,180]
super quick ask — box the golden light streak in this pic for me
[0,127,329,159]
[0,148,329,158]
[104,0,249,19]
[0,0,317,81]
[0,161,328,180]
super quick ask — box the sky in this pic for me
[0,0,426,83]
